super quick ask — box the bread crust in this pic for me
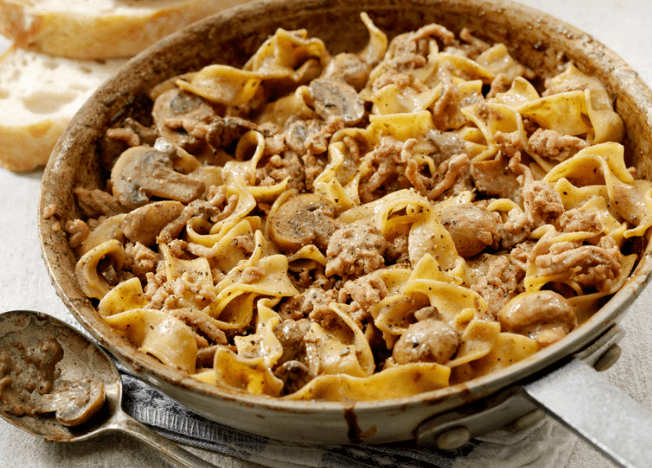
[0,0,247,59]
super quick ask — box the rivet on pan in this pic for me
[436,426,470,450]
[510,409,545,431]
[593,344,622,372]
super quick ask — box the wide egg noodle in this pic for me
[451,332,540,383]
[211,298,284,396]
[408,192,470,270]
[176,65,262,107]
[203,231,299,320]
[161,243,213,311]
[187,218,257,273]
[362,26,440,101]
[436,53,494,83]
[518,90,591,137]
[75,239,126,300]
[544,142,652,238]
[371,82,441,116]
[524,227,601,293]
[287,245,328,267]
[243,28,327,85]
[187,178,257,243]
[401,253,487,323]
[256,86,319,129]
[372,293,430,346]
[623,183,652,238]
[284,361,450,401]
[337,188,431,235]
[546,63,624,144]
[475,43,531,82]
[553,178,610,210]
[303,302,375,378]
[105,309,198,374]
[368,111,436,141]
[222,130,292,201]
[357,12,389,67]
[223,131,266,185]
[313,141,366,210]
[461,101,527,160]
[434,79,484,130]
[212,293,257,333]
[98,277,148,318]
[402,278,486,323]
[372,255,464,344]
[490,76,540,109]
[447,319,501,368]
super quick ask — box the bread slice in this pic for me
[0,45,127,172]
[0,0,250,59]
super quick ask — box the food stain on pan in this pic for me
[343,401,376,443]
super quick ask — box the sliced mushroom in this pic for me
[38,379,105,426]
[78,214,126,257]
[322,53,371,92]
[206,115,259,150]
[498,291,577,346]
[111,145,205,210]
[392,319,459,365]
[152,88,216,152]
[440,203,501,258]
[269,194,338,252]
[121,200,185,246]
[308,78,365,125]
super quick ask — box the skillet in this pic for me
[38,1,652,466]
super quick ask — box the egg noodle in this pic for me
[71,14,652,401]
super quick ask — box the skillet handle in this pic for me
[523,337,652,468]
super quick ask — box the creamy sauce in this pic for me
[0,337,105,426]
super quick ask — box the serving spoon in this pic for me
[0,310,220,468]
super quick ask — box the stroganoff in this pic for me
[63,13,652,401]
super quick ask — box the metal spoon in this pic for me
[0,310,219,468]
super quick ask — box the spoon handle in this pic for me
[111,410,220,468]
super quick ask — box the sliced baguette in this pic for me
[0,0,251,59]
[0,45,127,172]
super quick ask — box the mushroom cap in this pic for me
[498,290,577,346]
[440,203,501,258]
[121,200,184,246]
[269,193,338,252]
[110,145,205,210]
[153,88,216,151]
[308,78,365,125]
[392,320,459,365]
[53,380,106,427]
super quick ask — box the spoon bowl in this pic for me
[0,310,217,467]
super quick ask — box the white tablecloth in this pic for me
[1,1,651,466]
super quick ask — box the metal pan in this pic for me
[37,1,652,466]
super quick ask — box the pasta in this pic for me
[69,13,652,401]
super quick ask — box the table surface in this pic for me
[1,1,652,467]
